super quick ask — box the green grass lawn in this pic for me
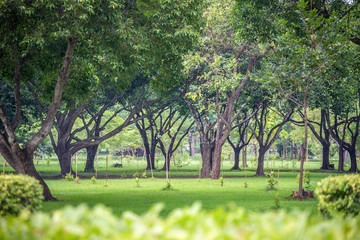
[0,154,349,217]
[40,171,340,217]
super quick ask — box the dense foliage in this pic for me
[1,203,360,240]
[315,174,360,218]
[0,174,43,216]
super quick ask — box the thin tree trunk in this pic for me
[338,144,345,172]
[189,131,195,156]
[242,146,247,167]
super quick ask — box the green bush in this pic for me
[1,203,360,240]
[0,174,44,216]
[315,174,360,217]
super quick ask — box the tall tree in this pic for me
[250,101,293,176]
[0,1,130,200]
[184,0,273,179]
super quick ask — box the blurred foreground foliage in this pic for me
[1,203,360,240]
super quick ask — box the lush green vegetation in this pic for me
[1,1,359,238]
[0,174,43,216]
[2,203,360,240]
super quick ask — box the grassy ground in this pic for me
[40,171,340,217]
[0,154,348,217]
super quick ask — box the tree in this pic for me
[250,101,293,176]
[0,1,130,200]
[0,0,204,199]
[262,0,354,197]
[184,0,273,179]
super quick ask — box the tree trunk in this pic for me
[84,145,99,172]
[23,153,56,200]
[338,144,345,172]
[242,146,247,167]
[348,149,358,172]
[58,151,73,176]
[232,148,241,170]
[320,144,333,170]
[201,141,212,178]
[2,147,56,201]
[189,131,196,156]
[211,142,222,179]
[256,147,266,176]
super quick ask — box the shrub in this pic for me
[90,176,96,184]
[65,173,74,181]
[266,171,277,191]
[0,174,44,216]
[315,174,360,217]
[1,203,360,240]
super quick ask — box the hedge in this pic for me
[315,174,360,217]
[0,174,43,216]
[1,203,360,240]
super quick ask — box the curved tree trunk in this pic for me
[23,153,56,201]
[348,149,358,172]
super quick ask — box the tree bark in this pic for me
[189,131,196,156]
[232,148,241,170]
[84,145,99,172]
[56,149,73,176]
[348,149,358,172]
[256,148,266,176]
[338,144,345,172]
[200,141,213,178]
[320,145,333,170]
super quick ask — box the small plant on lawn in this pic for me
[104,182,109,187]
[273,167,280,210]
[65,173,74,181]
[142,172,147,178]
[162,181,173,191]
[135,177,140,187]
[75,176,80,184]
[266,171,277,191]
[244,180,248,188]
[90,176,96,184]
[46,158,51,166]
[219,177,224,186]
[133,172,138,178]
